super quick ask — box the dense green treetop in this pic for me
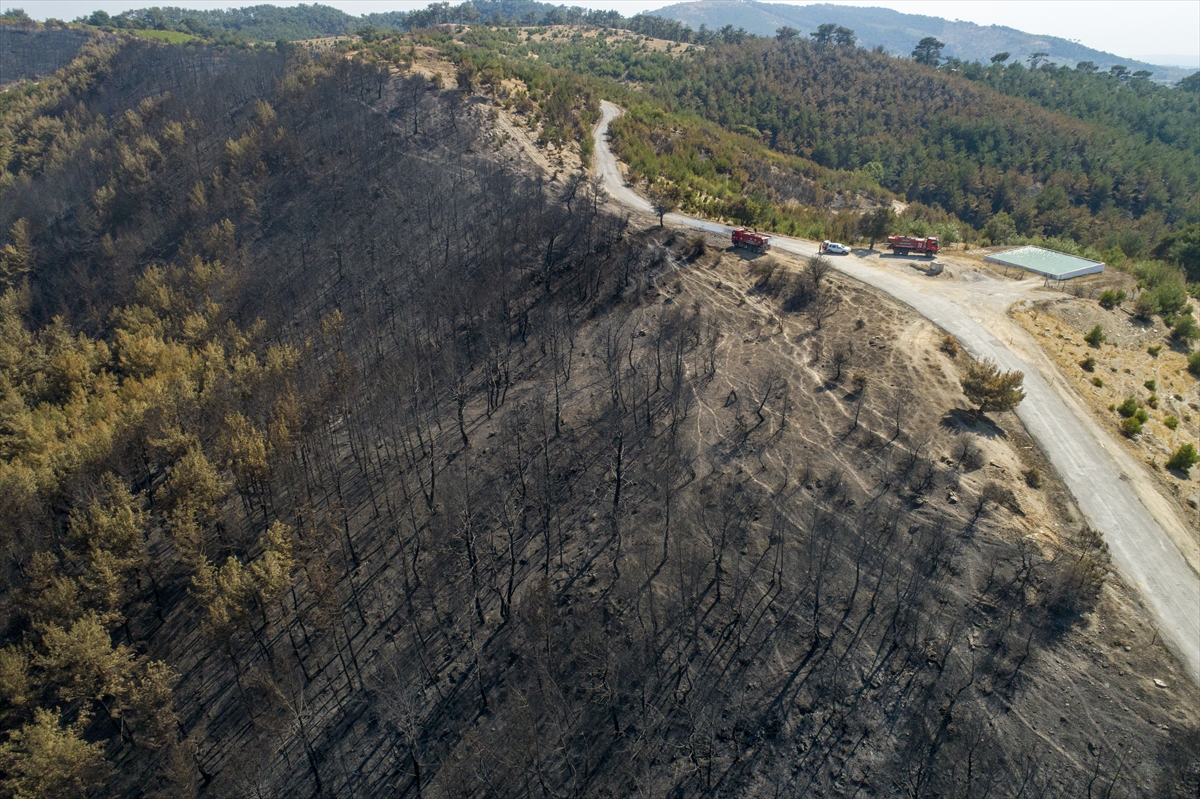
[581,37,1198,244]
[650,1,1197,84]
[948,58,1199,158]
[77,1,703,43]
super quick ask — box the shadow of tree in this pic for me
[940,408,1007,439]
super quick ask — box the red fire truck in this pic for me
[732,228,771,253]
[887,235,939,256]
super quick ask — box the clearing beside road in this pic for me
[1014,295,1199,540]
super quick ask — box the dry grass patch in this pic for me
[1014,295,1199,527]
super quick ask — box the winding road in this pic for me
[595,101,1200,683]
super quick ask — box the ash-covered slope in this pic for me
[0,23,92,83]
[0,32,1196,799]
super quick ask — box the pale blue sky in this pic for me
[8,0,1200,65]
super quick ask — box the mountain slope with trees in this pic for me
[0,15,91,84]
[0,24,1196,799]
[649,1,1197,83]
[73,1,696,44]
[47,3,1199,279]
[636,38,1199,243]
[437,23,1197,268]
[950,55,1199,157]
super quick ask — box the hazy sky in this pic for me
[9,0,1200,64]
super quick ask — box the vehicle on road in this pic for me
[821,241,851,255]
[887,235,939,256]
[732,227,771,253]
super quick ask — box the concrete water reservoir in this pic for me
[983,246,1105,281]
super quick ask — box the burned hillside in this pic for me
[0,22,91,85]
[0,34,1196,799]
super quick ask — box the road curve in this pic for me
[595,101,1200,683]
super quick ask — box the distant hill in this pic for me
[81,2,687,43]
[648,1,1197,83]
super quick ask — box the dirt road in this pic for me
[595,100,1200,683]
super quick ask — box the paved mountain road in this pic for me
[595,100,1200,683]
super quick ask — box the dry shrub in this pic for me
[748,259,819,313]
[1039,526,1108,631]
[748,257,813,312]
[940,334,960,357]
[781,275,812,312]
[956,436,984,471]
[1022,467,1043,489]
[980,481,1022,515]
[749,257,780,291]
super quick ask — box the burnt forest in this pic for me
[0,15,1197,799]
